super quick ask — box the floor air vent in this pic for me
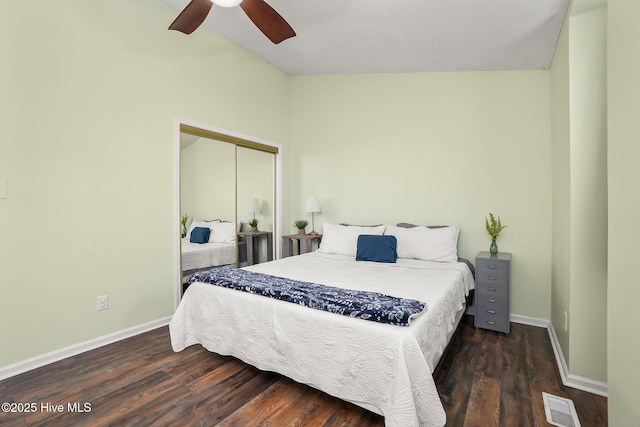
[542,392,581,427]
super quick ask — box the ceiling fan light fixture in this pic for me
[211,0,243,7]
[170,0,295,44]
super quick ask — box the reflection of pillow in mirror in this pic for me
[318,223,385,257]
[189,227,210,244]
[187,220,208,239]
[210,221,236,244]
[384,225,459,262]
[214,219,240,233]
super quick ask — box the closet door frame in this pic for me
[172,118,283,308]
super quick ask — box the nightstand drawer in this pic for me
[475,313,510,333]
[475,270,509,285]
[476,281,508,296]
[475,290,508,313]
[477,260,509,275]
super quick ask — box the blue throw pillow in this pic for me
[190,226,210,244]
[356,235,397,263]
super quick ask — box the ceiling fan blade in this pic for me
[169,0,213,34]
[240,0,296,44]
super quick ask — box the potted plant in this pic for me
[294,219,309,234]
[248,218,259,232]
[181,214,189,238]
[485,213,507,255]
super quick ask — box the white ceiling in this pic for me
[160,0,573,76]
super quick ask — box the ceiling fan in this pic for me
[169,0,296,44]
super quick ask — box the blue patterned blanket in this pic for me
[186,267,426,326]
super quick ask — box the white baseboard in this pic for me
[0,316,172,381]
[510,313,551,328]
[547,321,608,397]
[509,313,608,397]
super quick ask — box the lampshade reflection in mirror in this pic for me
[249,198,260,218]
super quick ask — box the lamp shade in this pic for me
[305,196,321,213]
[249,198,260,214]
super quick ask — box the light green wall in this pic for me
[608,0,640,424]
[550,11,572,369]
[290,71,553,319]
[0,0,290,366]
[550,2,609,385]
[181,138,236,224]
[569,6,608,382]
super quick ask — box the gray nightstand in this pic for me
[474,251,511,334]
[281,234,322,258]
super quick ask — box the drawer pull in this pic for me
[488,276,497,281]
[487,299,496,303]
[488,287,497,292]
[488,265,497,270]
[487,310,496,314]
[487,321,496,325]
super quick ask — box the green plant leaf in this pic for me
[485,212,507,239]
[294,219,309,229]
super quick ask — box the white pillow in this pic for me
[384,225,459,262]
[209,221,236,244]
[318,222,385,257]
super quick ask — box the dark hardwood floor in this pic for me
[434,316,607,426]
[0,315,607,426]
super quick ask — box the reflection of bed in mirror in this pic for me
[181,220,238,281]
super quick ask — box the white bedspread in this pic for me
[170,252,474,427]
[180,238,236,271]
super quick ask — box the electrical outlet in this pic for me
[564,311,568,331]
[97,295,108,311]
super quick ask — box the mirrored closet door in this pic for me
[237,146,275,265]
[178,123,278,293]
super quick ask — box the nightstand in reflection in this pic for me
[238,231,273,265]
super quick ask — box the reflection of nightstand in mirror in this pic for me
[238,231,273,265]
[281,234,322,258]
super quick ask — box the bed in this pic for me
[170,223,474,426]
[181,239,236,273]
[181,220,237,276]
